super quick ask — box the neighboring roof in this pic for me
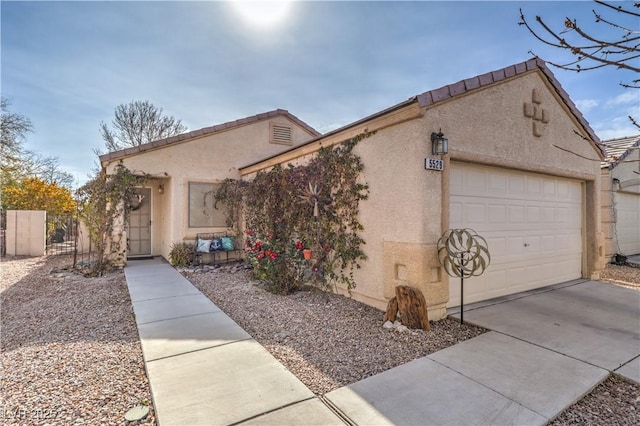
[601,134,640,169]
[99,109,321,164]
[241,58,604,171]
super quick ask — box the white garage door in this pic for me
[448,163,583,307]
[615,192,640,255]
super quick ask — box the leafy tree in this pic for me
[100,100,187,152]
[519,1,639,127]
[3,177,76,216]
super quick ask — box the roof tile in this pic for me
[417,91,433,106]
[449,81,466,96]
[491,70,505,81]
[601,134,640,168]
[431,86,452,102]
[504,65,516,78]
[464,77,480,91]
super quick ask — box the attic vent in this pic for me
[271,124,293,145]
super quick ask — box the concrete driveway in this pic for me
[325,279,638,425]
[449,279,640,383]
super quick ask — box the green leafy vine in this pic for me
[215,131,373,294]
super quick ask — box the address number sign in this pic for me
[425,158,444,171]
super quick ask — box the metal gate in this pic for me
[46,214,78,256]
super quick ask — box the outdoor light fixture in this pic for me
[158,184,165,194]
[431,130,448,155]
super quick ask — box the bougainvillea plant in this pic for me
[215,131,373,294]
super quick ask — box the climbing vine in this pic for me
[215,131,373,294]
[76,163,150,275]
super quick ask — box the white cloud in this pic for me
[593,115,639,141]
[575,99,598,113]
[606,91,639,107]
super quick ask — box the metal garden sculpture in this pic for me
[437,228,491,324]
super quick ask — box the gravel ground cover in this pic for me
[185,266,487,395]
[1,255,154,425]
[2,255,637,425]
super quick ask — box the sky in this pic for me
[2,1,638,187]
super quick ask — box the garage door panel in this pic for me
[448,163,583,307]
[615,192,640,255]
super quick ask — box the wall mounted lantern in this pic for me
[158,184,165,194]
[431,130,448,155]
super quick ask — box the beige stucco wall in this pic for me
[242,70,604,320]
[104,116,317,260]
[5,210,46,256]
[611,146,640,194]
[605,146,640,258]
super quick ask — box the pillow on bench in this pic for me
[197,239,212,253]
[210,238,223,252]
[221,237,234,251]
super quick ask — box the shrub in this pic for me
[169,242,194,267]
[216,132,372,294]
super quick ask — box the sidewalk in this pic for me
[125,259,636,426]
[124,258,345,425]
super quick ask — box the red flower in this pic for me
[257,251,265,260]
[268,233,275,240]
[270,252,278,260]
[246,229,255,236]
[295,241,304,250]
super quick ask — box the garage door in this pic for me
[615,192,640,255]
[448,163,583,307]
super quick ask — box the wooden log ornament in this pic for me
[384,285,430,331]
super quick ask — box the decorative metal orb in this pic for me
[437,228,490,278]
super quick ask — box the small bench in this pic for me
[193,232,241,266]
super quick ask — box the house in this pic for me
[101,58,606,320]
[99,109,320,262]
[601,134,640,261]
[240,58,606,320]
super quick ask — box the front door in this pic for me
[127,188,152,257]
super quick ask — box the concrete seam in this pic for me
[427,357,550,420]
[135,309,224,326]
[227,396,317,426]
[318,395,356,426]
[144,337,254,363]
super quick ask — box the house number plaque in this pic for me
[425,158,444,171]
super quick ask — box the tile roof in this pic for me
[99,109,320,164]
[241,58,604,171]
[601,134,640,169]
[416,57,603,154]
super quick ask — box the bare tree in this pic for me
[1,97,75,192]
[21,151,75,189]
[1,97,33,163]
[100,100,187,152]
[519,1,639,127]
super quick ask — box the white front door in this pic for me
[448,163,583,306]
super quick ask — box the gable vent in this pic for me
[271,124,292,145]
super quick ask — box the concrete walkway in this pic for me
[125,258,345,425]
[125,259,639,425]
